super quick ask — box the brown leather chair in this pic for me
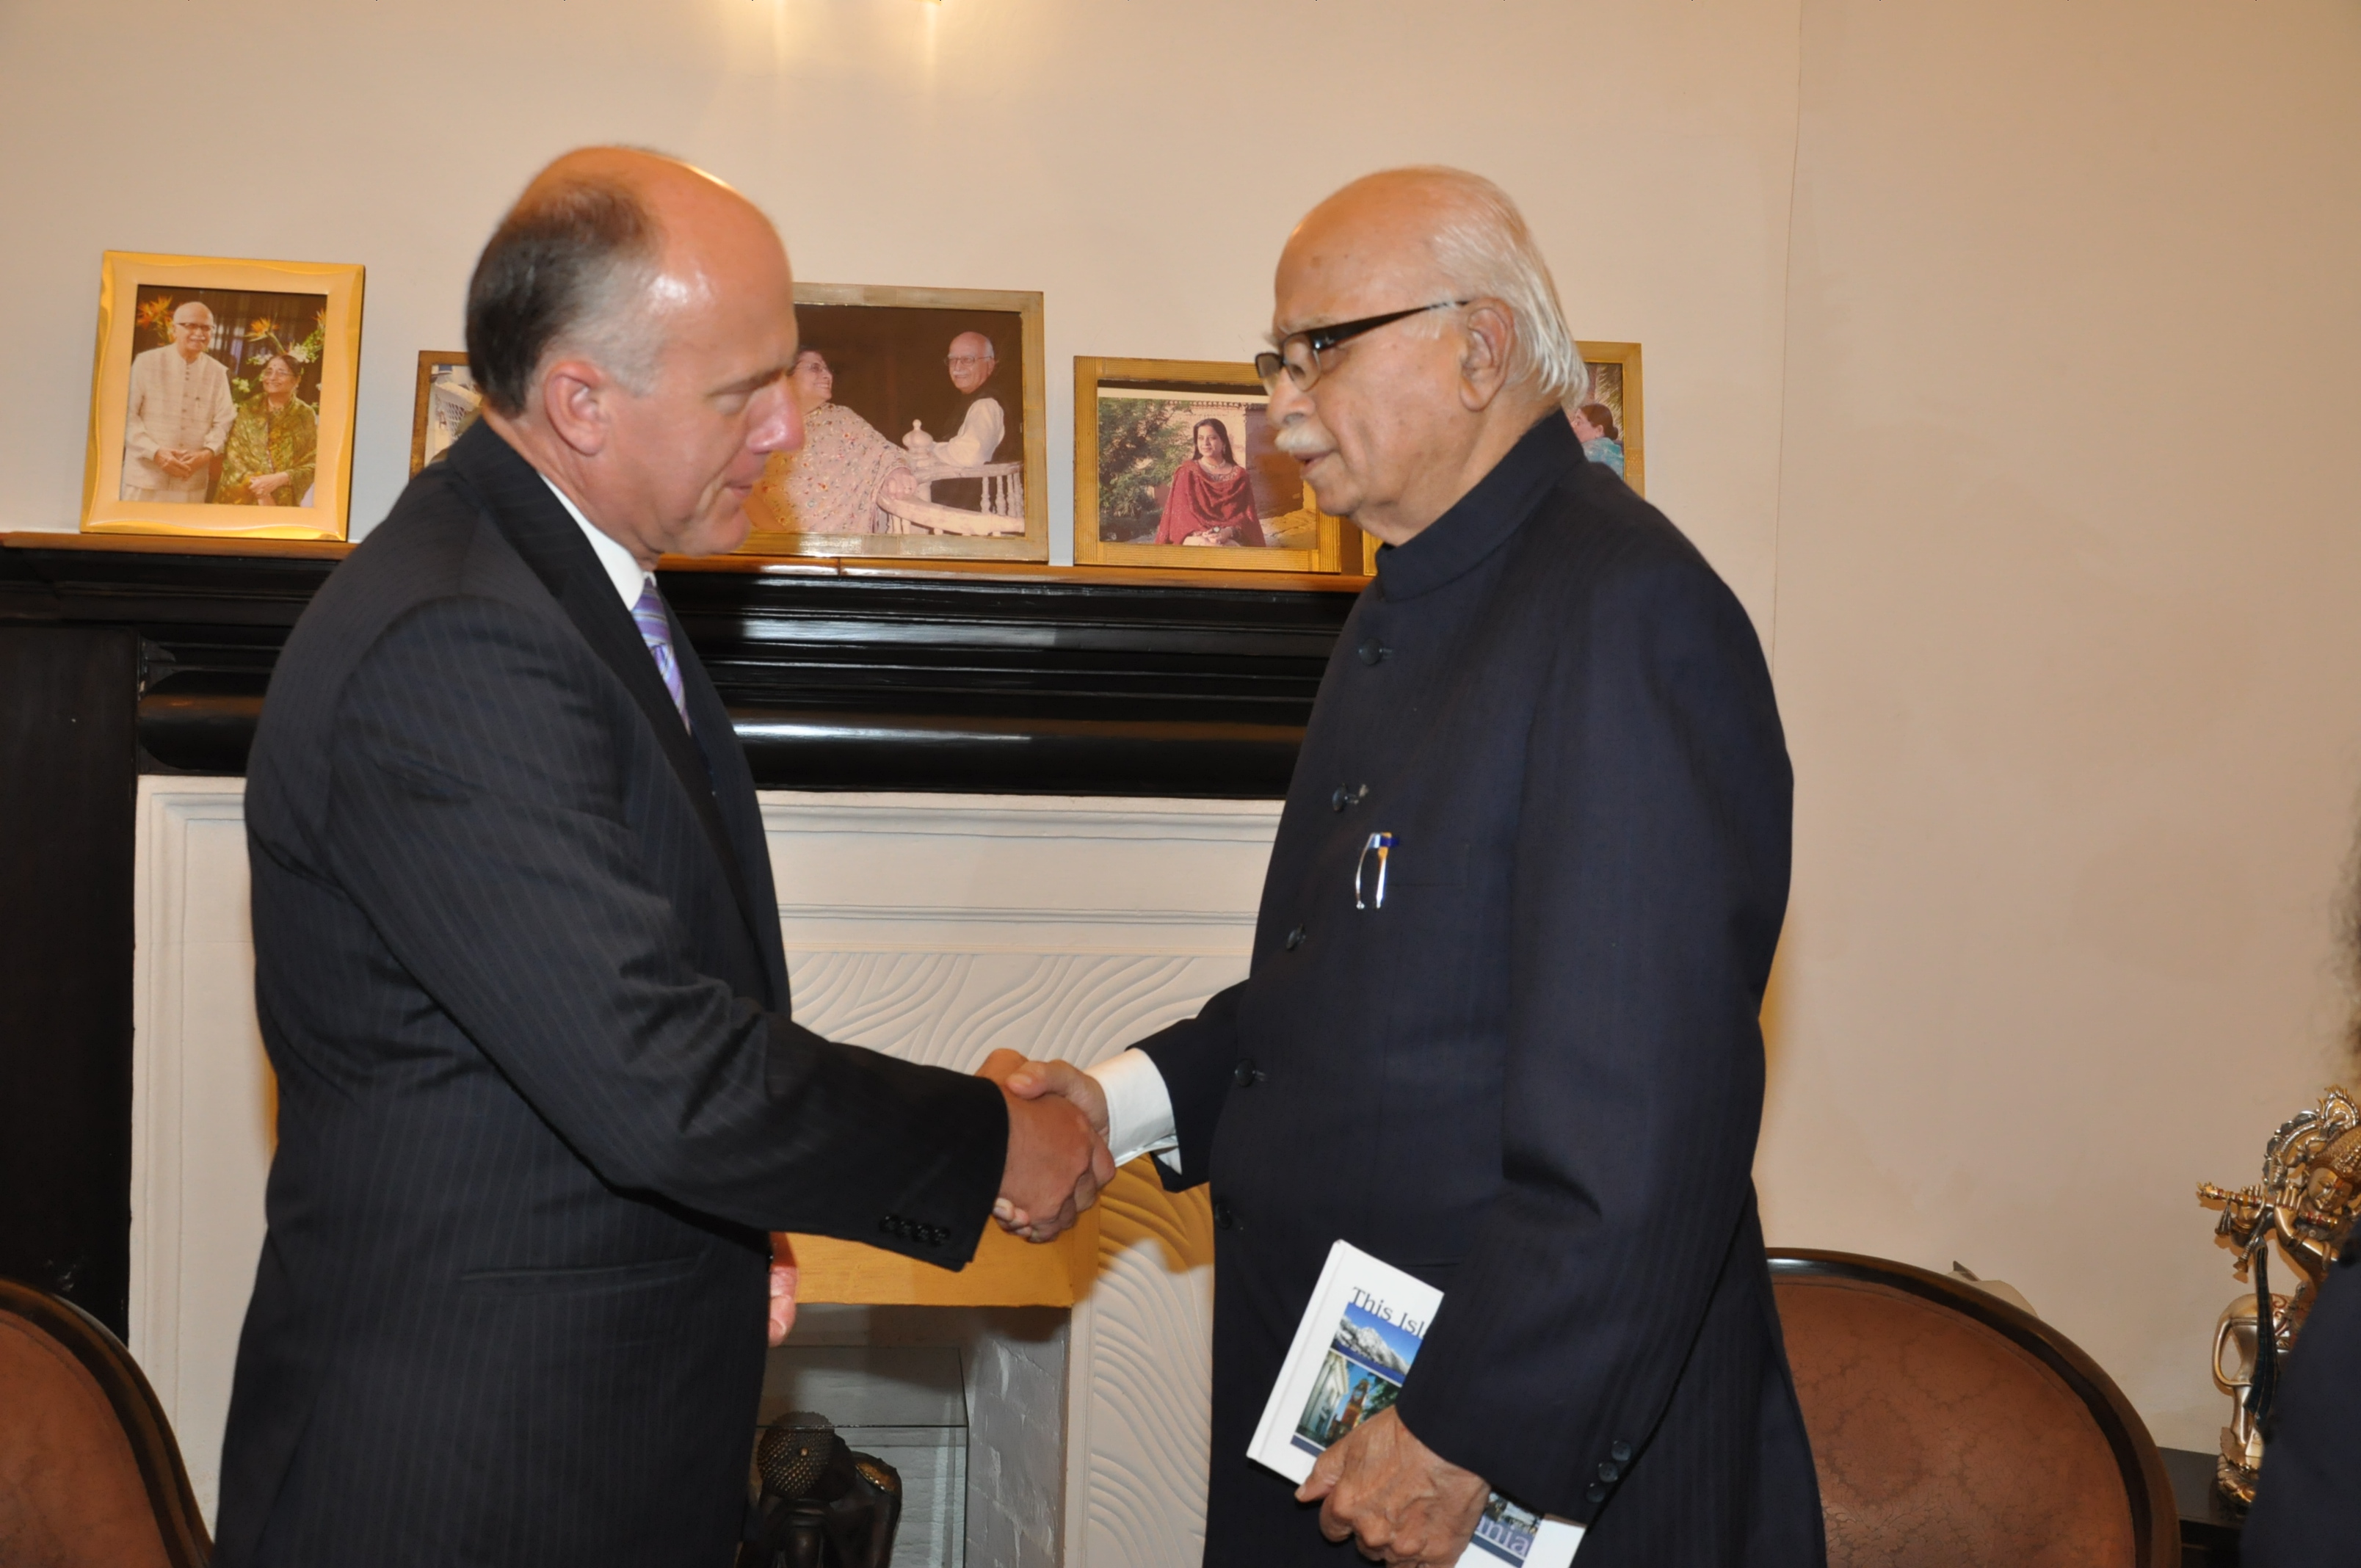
[0,1276,210,1567]
[1771,1250,2176,1568]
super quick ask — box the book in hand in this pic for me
[1247,1240,1586,1568]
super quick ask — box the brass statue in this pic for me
[2197,1086,2361,1505]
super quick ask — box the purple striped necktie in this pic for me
[631,578,689,727]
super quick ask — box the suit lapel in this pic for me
[440,424,766,953]
[675,620,791,1013]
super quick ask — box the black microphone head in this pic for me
[756,1412,841,1501]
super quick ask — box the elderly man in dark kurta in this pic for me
[1001,167,1824,1566]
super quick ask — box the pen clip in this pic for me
[1354,832,1394,910]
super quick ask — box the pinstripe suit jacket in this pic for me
[1138,415,1824,1565]
[214,422,1007,1567]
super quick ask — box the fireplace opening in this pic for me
[758,1304,1069,1568]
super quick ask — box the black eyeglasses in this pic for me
[1254,300,1470,393]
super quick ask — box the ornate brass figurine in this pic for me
[2197,1086,2361,1506]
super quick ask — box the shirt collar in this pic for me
[1371,413,1584,602]
[539,475,647,609]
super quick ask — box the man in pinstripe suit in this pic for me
[212,148,1109,1567]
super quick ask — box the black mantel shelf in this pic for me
[0,532,1369,796]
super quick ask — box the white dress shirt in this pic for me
[1088,1048,1181,1172]
[541,475,646,608]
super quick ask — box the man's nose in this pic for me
[1266,371,1311,424]
[752,388,802,456]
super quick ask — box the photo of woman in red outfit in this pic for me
[1154,418,1267,547]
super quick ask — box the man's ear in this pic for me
[540,358,612,457]
[1456,302,1517,413]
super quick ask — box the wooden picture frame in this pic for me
[409,351,480,475]
[81,251,364,540]
[736,283,1049,562]
[1073,357,1343,574]
[1576,341,1644,497]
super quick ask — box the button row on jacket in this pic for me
[879,1213,948,1248]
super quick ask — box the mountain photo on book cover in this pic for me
[1291,1302,1417,1456]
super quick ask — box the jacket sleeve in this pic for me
[322,594,1009,1263]
[1132,980,1247,1192]
[1389,545,1792,1519]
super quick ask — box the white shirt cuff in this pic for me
[1088,1048,1180,1172]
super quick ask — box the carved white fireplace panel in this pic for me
[131,780,1274,1564]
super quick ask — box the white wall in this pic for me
[13,0,2361,1463]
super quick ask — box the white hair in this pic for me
[1390,167,1586,404]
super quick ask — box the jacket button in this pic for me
[1330,783,1368,812]
[1285,925,1306,951]
[1212,1198,1239,1231]
[1597,1460,1619,1483]
[1356,639,1389,666]
[1586,1484,1607,1505]
[1232,1059,1265,1087]
[1610,1440,1632,1463]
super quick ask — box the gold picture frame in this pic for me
[1073,357,1343,574]
[736,283,1049,562]
[1576,341,1644,497]
[80,251,364,540]
[409,351,479,475]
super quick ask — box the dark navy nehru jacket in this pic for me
[1136,413,1825,1567]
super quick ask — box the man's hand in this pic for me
[766,1234,798,1346]
[998,1054,1109,1141]
[1297,1407,1490,1567]
[978,1049,1112,1242]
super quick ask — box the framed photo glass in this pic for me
[410,352,481,474]
[738,283,1048,562]
[1074,357,1343,574]
[1575,341,1643,496]
[81,251,363,540]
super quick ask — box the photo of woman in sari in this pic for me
[217,352,319,507]
[748,348,917,534]
[1154,418,1265,547]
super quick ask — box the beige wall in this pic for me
[7,0,2360,1457]
[1760,0,2361,1448]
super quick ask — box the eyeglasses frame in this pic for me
[1254,300,1473,393]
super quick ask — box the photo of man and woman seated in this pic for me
[745,302,1029,541]
[121,285,326,508]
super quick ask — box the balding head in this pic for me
[467,147,803,566]
[467,148,778,415]
[1265,167,1572,542]
[1286,168,1582,404]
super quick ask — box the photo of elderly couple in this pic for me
[744,302,1029,542]
[120,284,327,507]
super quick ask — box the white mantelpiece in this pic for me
[131,780,1275,1564]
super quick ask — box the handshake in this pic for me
[980,1048,1114,1243]
[767,1049,1119,1346]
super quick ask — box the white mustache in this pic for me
[1271,420,1329,458]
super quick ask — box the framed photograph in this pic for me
[1575,341,1643,497]
[737,283,1048,562]
[1073,357,1343,574]
[410,352,481,474]
[80,251,363,540]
